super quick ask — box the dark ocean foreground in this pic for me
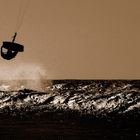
[0,80,140,140]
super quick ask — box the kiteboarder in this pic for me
[1,33,24,60]
[0,0,30,60]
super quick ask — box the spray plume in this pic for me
[0,63,51,91]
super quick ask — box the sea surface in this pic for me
[0,80,140,140]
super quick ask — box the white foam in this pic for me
[0,63,47,80]
[0,63,51,91]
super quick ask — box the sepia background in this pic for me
[0,0,140,79]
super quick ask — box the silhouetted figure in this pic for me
[1,33,24,60]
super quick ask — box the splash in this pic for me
[0,63,51,91]
[0,63,46,80]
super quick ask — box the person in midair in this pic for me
[1,32,24,60]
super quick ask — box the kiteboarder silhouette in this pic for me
[1,33,24,60]
[1,0,30,60]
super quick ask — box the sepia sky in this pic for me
[0,0,140,79]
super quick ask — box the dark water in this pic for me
[0,80,140,140]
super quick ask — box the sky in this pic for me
[0,0,140,79]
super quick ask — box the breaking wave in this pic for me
[0,80,140,119]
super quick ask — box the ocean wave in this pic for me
[0,80,140,118]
